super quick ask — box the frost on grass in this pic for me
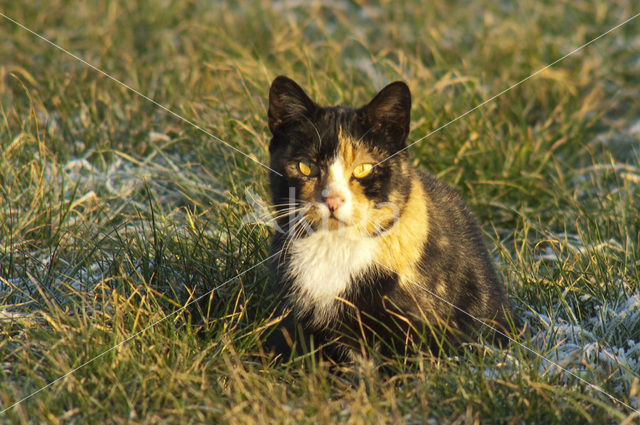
[525,292,640,388]
[1,130,227,311]
[63,137,225,212]
[516,186,638,404]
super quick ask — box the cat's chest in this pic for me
[285,230,376,316]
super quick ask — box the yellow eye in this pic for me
[352,163,373,179]
[298,161,316,177]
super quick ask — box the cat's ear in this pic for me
[268,76,317,134]
[362,81,411,143]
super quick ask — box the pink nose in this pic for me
[324,195,344,212]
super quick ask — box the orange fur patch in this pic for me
[373,176,429,288]
[337,128,376,172]
[337,128,399,233]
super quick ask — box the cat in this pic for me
[265,76,511,362]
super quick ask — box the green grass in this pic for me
[1,0,640,423]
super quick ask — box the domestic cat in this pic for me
[266,76,511,361]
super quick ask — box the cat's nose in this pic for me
[323,194,344,212]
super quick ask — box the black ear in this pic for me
[362,81,411,143]
[268,76,317,134]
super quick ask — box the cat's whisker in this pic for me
[270,201,304,209]
[275,202,310,214]
[270,206,298,213]
[272,206,312,226]
[301,116,323,150]
[275,210,306,234]
[271,208,303,219]
[273,208,305,221]
[357,214,384,237]
[277,226,297,270]
[283,213,305,241]
[271,200,307,211]
[348,126,374,146]
[278,216,311,271]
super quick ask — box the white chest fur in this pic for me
[286,229,376,325]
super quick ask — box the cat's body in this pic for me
[266,76,510,361]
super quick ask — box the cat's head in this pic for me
[268,76,412,236]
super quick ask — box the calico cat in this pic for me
[266,76,511,361]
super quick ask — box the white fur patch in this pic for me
[326,158,353,221]
[287,227,376,326]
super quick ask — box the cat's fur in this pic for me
[266,76,511,361]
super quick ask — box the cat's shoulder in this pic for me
[413,169,464,202]
[411,168,480,227]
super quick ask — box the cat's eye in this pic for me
[352,163,373,179]
[298,161,318,177]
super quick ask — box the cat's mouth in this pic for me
[327,214,346,229]
[318,212,348,230]
[302,204,352,231]
[298,201,401,236]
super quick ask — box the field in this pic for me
[1,0,640,423]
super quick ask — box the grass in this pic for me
[1,0,640,423]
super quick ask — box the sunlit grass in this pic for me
[1,0,639,423]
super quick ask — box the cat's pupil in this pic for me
[352,163,373,179]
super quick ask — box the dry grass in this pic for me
[1,0,640,423]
